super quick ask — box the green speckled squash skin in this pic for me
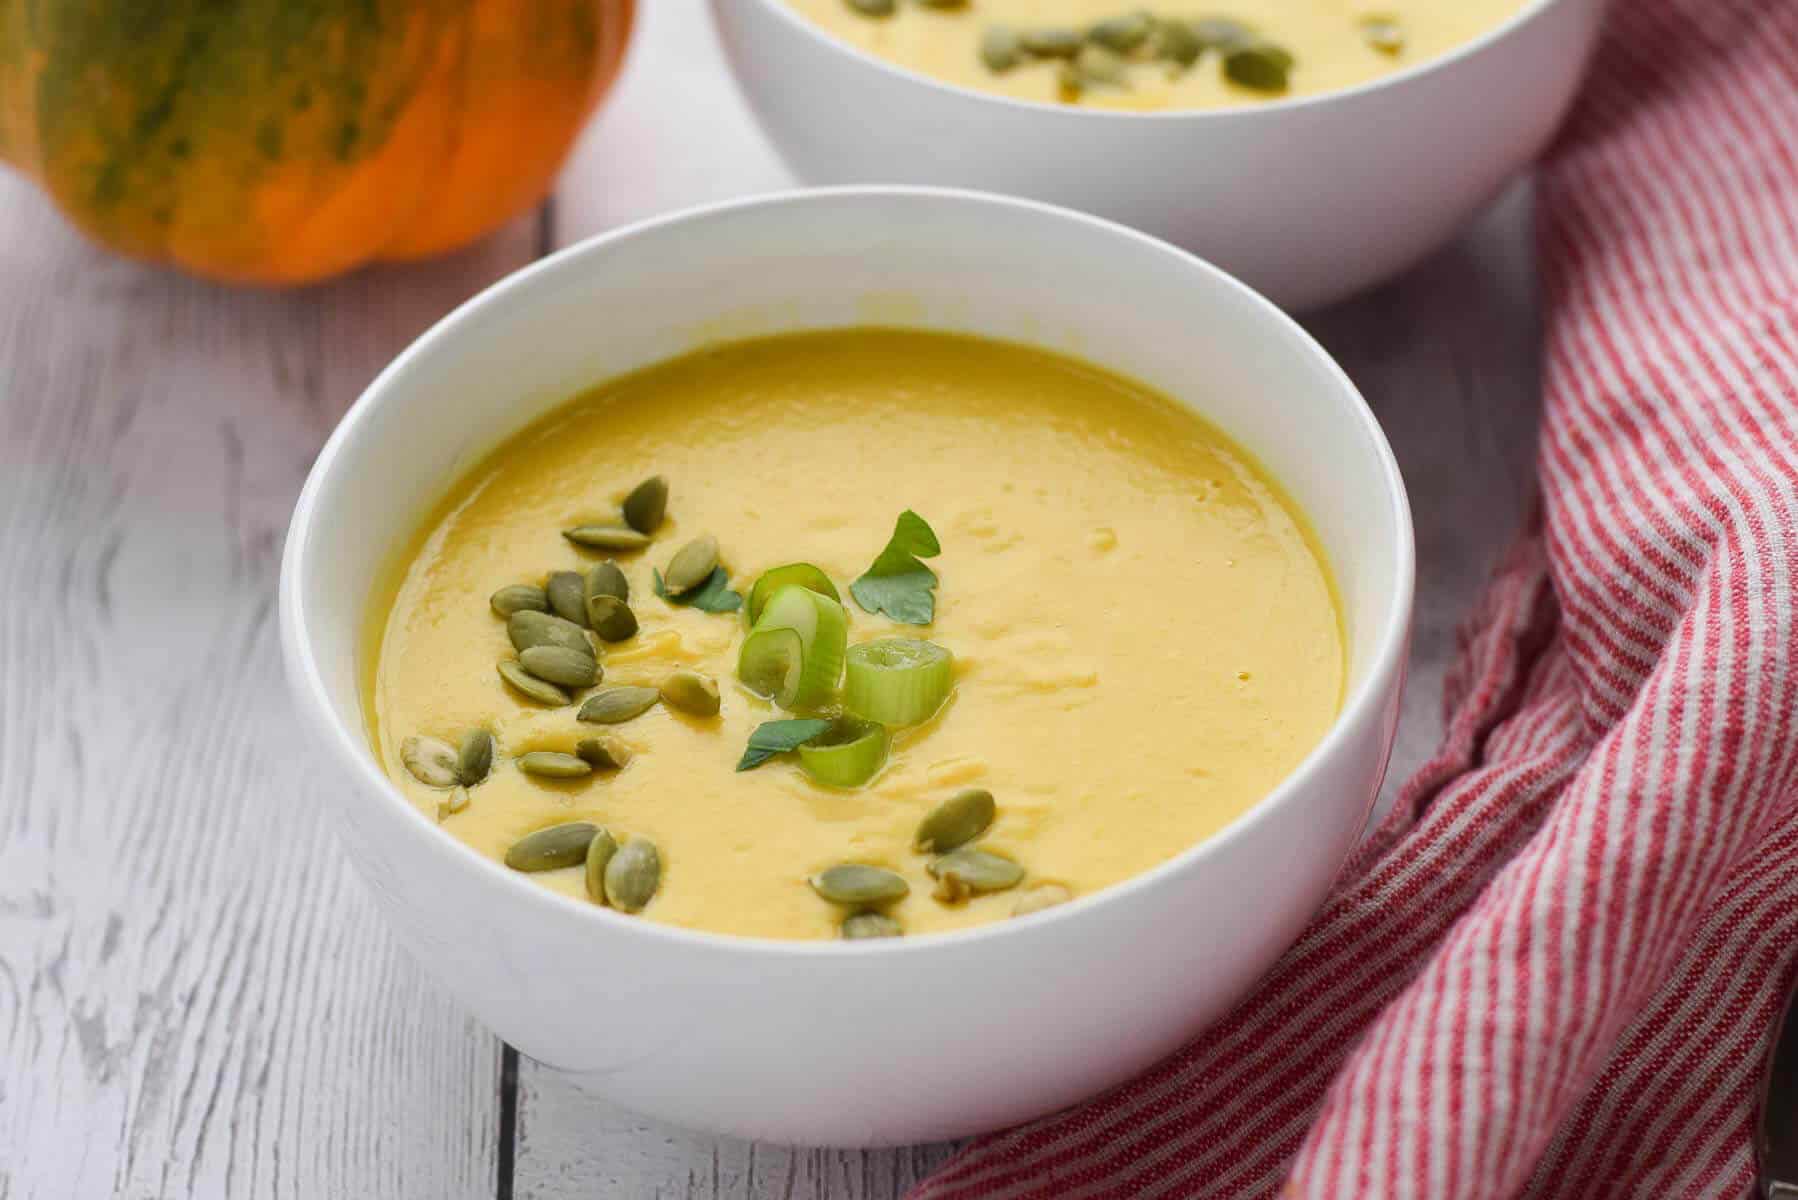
[0,0,634,284]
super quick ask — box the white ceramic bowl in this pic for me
[713,0,1607,311]
[280,187,1414,1146]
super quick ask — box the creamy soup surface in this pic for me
[370,330,1343,940]
[783,0,1531,110]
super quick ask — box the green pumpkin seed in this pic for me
[1192,16,1254,50]
[842,911,903,940]
[1157,18,1203,66]
[914,788,995,853]
[980,25,1023,71]
[587,594,639,643]
[1087,11,1152,52]
[621,476,668,534]
[436,786,471,821]
[845,0,895,14]
[564,524,652,552]
[456,730,495,786]
[401,735,459,788]
[660,670,720,717]
[1360,15,1405,55]
[928,847,1025,902]
[810,864,910,906]
[578,686,661,725]
[585,560,630,607]
[519,644,601,689]
[508,609,594,656]
[662,534,719,595]
[575,735,631,771]
[1012,882,1073,917]
[1223,41,1292,92]
[546,571,590,627]
[498,660,571,706]
[583,828,620,903]
[1075,43,1129,86]
[505,821,600,872]
[490,584,548,618]
[517,750,593,779]
[605,839,661,912]
[1020,27,1083,58]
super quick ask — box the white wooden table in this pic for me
[0,4,1541,1196]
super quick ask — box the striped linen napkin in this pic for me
[913,1,1798,1195]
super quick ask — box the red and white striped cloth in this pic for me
[913,1,1798,1195]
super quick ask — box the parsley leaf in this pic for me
[849,510,941,624]
[736,718,832,771]
[653,566,742,614]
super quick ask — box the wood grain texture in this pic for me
[0,172,537,1199]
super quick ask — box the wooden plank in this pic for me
[512,1,1544,1194]
[0,172,540,1198]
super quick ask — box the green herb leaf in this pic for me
[850,510,941,624]
[736,718,833,771]
[654,566,743,613]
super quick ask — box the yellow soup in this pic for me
[782,0,1530,111]
[370,330,1343,940]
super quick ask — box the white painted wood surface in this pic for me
[0,2,1541,1196]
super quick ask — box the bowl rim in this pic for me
[279,184,1416,961]
[729,0,1567,122]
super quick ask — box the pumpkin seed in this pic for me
[578,685,661,725]
[1020,27,1083,58]
[1157,18,1203,66]
[564,524,652,552]
[1192,16,1254,50]
[1012,882,1073,917]
[928,847,1025,901]
[546,570,590,627]
[1360,15,1405,55]
[660,670,721,717]
[845,0,895,15]
[842,911,903,940]
[517,750,593,779]
[662,534,719,595]
[605,839,661,913]
[914,788,995,853]
[1075,43,1130,86]
[622,475,668,534]
[583,828,620,903]
[498,660,571,706]
[1087,11,1152,52]
[810,864,910,906]
[576,735,631,771]
[585,560,630,607]
[980,26,1023,71]
[456,730,495,786]
[436,786,471,821]
[587,594,639,643]
[519,644,601,689]
[1223,41,1292,92]
[508,609,594,656]
[490,584,548,618]
[505,821,600,872]
[401,735,459,788]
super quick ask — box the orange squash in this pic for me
[0,0,634,284]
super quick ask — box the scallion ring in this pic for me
[737,585,848,710]
[798,718,890,789]
[746,563,839,626]
[843,638,953,726]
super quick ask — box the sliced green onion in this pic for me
[844,638,954,726]
[798,719,890,789]
[738,585,848,711]
[738,626,806,708]
[746,563,839,626]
